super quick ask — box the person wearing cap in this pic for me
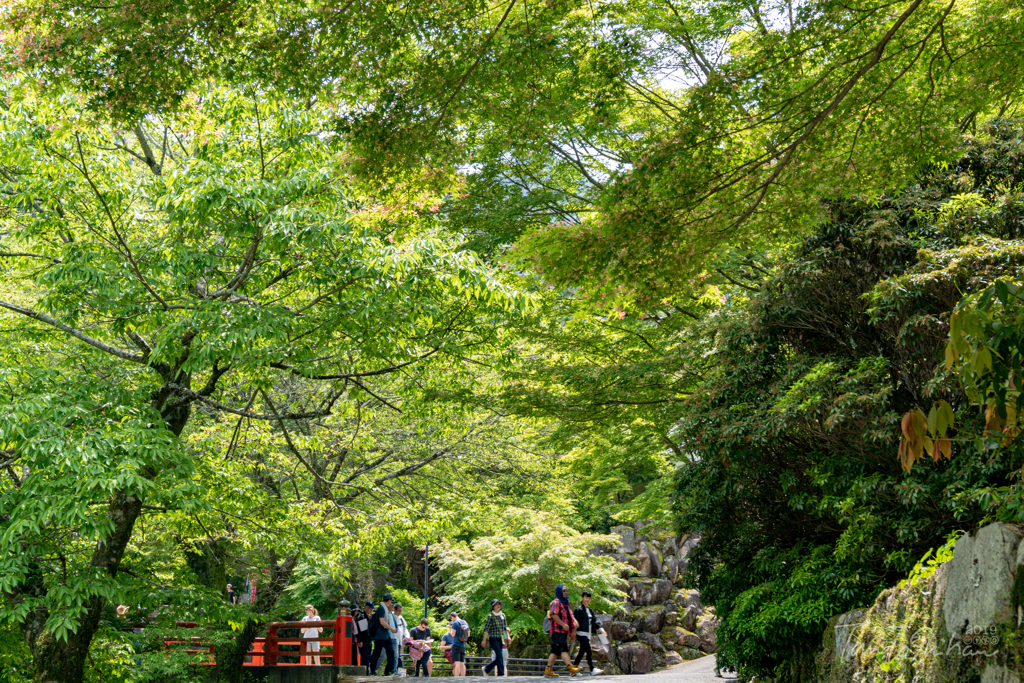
[354,601,374,672]
[448,611,469,676]
[481,599,509,677]
[572,592,603,676]
[370,593,399,675]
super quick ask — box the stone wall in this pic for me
[590,521,719,675]
[815,522,1024,683]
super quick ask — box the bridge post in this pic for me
[336,600,354,665]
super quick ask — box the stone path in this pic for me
[354,656,738,683]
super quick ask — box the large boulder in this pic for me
[660,626,701,650]
[673,589,703,614]
[663,537,678,557]
[653,578,673,603]
[943,523,1022,637]
[677,646,705,661]
[637,632,665,653]
[696,614,719,653]
[608,621,637,642]
[639,542,661,578]
[664,650,684,666]
[628,605,666,634]
[680,606,698,632]
[665,556,680,584]
[664,611,678,627]
[626,578,672,607]
[617,642,654,675]
[612,525,637,554]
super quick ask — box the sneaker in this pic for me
[481,668,489,677]
[591,669,603,676]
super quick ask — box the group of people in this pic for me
[343,584,605,678]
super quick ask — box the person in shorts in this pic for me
[301,604,323,666]
[545,585,581,677]
[440,629,456,667]
[448,612,468,676]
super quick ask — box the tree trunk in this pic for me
[22,380,191,683]
[216,554,298,683]
[27,491,144,683]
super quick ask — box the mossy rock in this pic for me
[677,647,705,661]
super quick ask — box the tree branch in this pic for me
[0,299,146,363]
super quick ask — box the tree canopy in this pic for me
[2,2,1024,683]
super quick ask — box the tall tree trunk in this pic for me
[21,379,192,683]
[217,554,298,683]
[26,490,144,683]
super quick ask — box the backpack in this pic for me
[542,612,551,634]
[368,607,380,638]
[457,620,471,643]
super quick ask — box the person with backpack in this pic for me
[480,599,509,677]
[545,585,581,678]
[448,611,469,676]
[369,593,399,675]
[572,591,604,676]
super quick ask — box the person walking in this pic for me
[227,584,238,604]
[393,604,409,675]
[481,600,509,677]
[353,602,374,670]
[572,592,604,676]
[486,624,511,678]
[448,612,469,677]
[369,593,399,676]
[545,585,581,678]
[301,604,323,666]
[409,617,434,677]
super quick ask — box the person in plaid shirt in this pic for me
[480,599,510,676]
[545,585,581,678]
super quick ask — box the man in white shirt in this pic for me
[393,603,410,675]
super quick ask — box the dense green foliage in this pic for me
[432,510,624,635]
[3,1,1024,682]
[674,124,1024,679]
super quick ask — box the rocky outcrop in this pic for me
[626,579,673,607]
[943,523,1022,637]
[599,523,716,672]
[696,615,719,653]
[814,522,1024,683]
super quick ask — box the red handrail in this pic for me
[159,615,354,667]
